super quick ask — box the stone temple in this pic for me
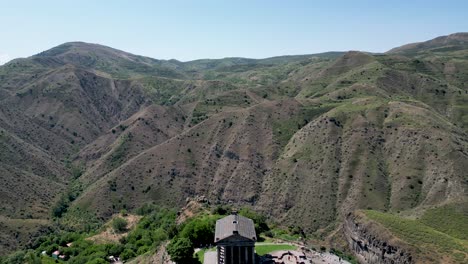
[214,213,257,264]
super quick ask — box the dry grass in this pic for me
[87,213,141,244]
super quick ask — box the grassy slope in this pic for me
[419,203,468,240]
[364,207,468,263]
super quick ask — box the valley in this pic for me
[0,33,467,263]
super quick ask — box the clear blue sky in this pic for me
[0,0,467,64]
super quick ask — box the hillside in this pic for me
[388,32,468,55]
[0,33,467,262]
[344,203,468,263]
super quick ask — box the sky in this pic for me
[0,0,467,64]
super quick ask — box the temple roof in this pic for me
[215,214,257,243]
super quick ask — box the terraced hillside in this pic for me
[0,33,467,262]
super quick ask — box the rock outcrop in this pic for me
[343,212,413,264]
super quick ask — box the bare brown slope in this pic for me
[72,48,468,233]
[387,32,468,54]
[31,42,185,79]
[0,103,73,158]
[318,51,375,77]
[0,129,66,255]
[0,128,68,219]
[295,51,380,99]
[0,217,51,256]
[0,59,172,255]
[78,104,187,185]
[5,65,154,145]
[293,50,468,134]
[258,98,468,234]
[74,99,307,217]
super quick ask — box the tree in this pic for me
[239,208,269,234]
[3,250,26,264]
[212,205,231,215]
[179,217,216,247]
[51,196,69,218]
[24,251,41,264]
[87,258,107,264]
[112,217,128,233]
[166,237,194,263]
[108,244,124,256]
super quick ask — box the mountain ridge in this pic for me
[0,33,467,262]
[387,32,468,54]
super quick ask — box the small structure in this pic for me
[109,256,123,263]
[214,213,257,264]
[52,250,60,259]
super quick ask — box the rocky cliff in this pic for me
[343,212,414,264]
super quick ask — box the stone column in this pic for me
[230,246,234,264]
[218,246,224,264]
[224,246,230,264]
[246,246,250,264]
[233,246,238,264]
[252,246,255,264]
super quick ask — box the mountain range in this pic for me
[0,33,467,263]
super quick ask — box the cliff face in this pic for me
[343,212,413,264]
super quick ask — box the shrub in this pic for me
[178,216,217,247]
[239,208,270,234]
[4,250,26,264]
[264,230,274,237]
[135,203,158,215]
[108,244,124,256]
[87,259,107,264]
[137,245,150,255]
[120,248,136,260]
[51,196,69,218]
[212,205,231,215]
[112,217,128,233]
[167,238,193,263]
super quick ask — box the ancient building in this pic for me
[215,214,257,264]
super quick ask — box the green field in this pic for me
[195,243,297,262]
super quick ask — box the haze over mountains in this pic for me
[0,33,467,263]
